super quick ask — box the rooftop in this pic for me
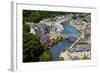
[68,45,91,52]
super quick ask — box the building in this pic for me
[68,45,91,60]
[30,27,36,34]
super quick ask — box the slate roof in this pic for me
[68,45,91,52]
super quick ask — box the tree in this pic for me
[23,10,69,23]
[39,51,51,61]
[58,57,64,61]
[82,55,90,60]
[23,24,30,32]
[23,31,51,62]
[23,32,44,62]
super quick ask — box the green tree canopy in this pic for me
[39,51,51,61]
[23,24,30,32]
[23,30,51,62]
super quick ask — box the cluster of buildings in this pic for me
[59,44,91,60]
[31,22,54,46]
[27,15,73,46]
[70,14,91,43]
[27,19,61,46]
[68,45,91,60]
[59,14,91,60]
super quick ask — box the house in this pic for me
[68,45,91,60]
[30,27,36,34]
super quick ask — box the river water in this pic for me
[61,23,80,34]
[50,23,80,61]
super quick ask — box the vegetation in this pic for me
[23,10,67,23]
[82,55,90,60]
[23,24,30,32]
[52,36,61,45]
[23,10,91,24]
[71,13,91,20]
[58,57,64,61]
[23,24,51,62]
[76,41,88,45]
[39,51,51,61]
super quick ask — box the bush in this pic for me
[23,24,30,32]
[39,51,51,61]
[82,55,90,60]
[23,32,51,62]
[58,57,64,61]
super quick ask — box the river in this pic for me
[50,23,80,61]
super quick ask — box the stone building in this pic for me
[68,45,91,60]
